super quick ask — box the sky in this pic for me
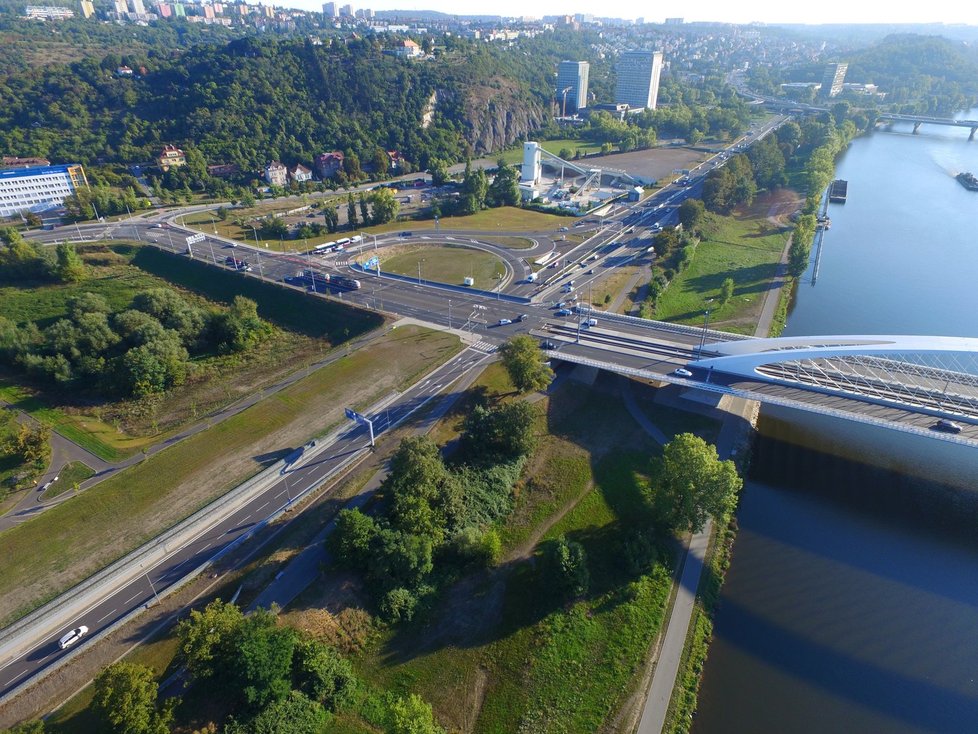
[297,0,978,25]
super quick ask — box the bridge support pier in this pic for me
[913,122,922,134]
[970,126,976,141]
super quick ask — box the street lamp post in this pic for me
[697,308,712,359]
[417,259,424,285]
[448,300,452,329]
[141,565,161,607]
[250,224,259,245]
[282,470,294,511]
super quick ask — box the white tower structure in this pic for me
[521,142,541,184]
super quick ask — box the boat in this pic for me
[829,179,848,203]
[956,172,978,191]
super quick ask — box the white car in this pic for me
[498,319,512,326]
[58,625,88,650]
[673,368,693,378]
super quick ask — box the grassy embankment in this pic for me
[0,324,461,627]
[0,245,384,462]
[360,205,574,236]
[652,200,792,335]
[285,366,721,733]
[380,245,505,289]
[39,462,95,500]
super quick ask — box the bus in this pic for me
[334,237,351,250]
[313,242,336,254]
[349,235,363,245]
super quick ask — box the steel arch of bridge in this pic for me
[693,335,978,421]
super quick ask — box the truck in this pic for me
[302,269,330,289]
[526,272,538,283]
[331,275,362,290]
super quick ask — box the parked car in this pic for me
[58,625,88,650]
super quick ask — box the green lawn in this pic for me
[0,325,462,627]
[380,245,505,289]
[360,206,575,236]
[654,209,790,334]
[40,461,95,500]
[496,138,603,166]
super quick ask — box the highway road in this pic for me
[0,347,490,701]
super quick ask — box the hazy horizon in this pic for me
[294,0,978,26]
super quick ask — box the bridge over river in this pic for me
[876,112,978,139]
[537,313,978,445]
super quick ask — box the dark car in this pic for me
[933,419,962,434]
[540,340,557,350]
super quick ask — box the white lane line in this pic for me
[257,501,269,512]
[3,673,24,688]
[96,608,118,624]
[124,591,141,604]
[200,541,212,551]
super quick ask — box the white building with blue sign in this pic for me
[0,163,88,218]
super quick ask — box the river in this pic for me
[691,112,978,734]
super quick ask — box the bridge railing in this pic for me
[547,351,977,446]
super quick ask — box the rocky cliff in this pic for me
[457,77,548,155]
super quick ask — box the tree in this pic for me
[236,609,297,710]
[498,334,554,394]
[719,277,734,306]
[550,536,589,599]
[677,199,706,234]
[372,148,390,178]
[91,662,175,734]
[322,203,339,233]
[487,161,520,208]
[358,193,370,224]
[460,401,536,461]
[329,508,379,567]
[369,187,400,224]
[0,722,45,734]
[292,639,356,710]
[386,693,445,734]
[177,599,245,681]
[225,692,329,734]
[13,423,50,466]
[650,433,741,532]
[383,436,462,542]
[346,194,358,229]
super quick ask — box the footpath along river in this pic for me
[692,110,978,734]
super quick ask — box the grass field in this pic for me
[342,373,717,733]
[497,138,603,166]
[179,206,336,253]
[40,461,95,500]
[360,206,575,236]
[0,325,462,627]
[381,245,505,289]
[653,204,791,334]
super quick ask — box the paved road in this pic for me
[0,345,489,702]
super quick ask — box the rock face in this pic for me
[458,77,547,155]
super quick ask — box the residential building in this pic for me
[156,2,171,17]
[289,163,312,183]
[113,0,127,14]
[819,62,848,100]
[615,50,663,110]
[1,157,51,168]
[0,164,88,218]
[339,3,352,15]
[664,17,683,24]
[556,60,589,114]
[314,151,344,178]
[322,1,337,16]
[207,163,240,178]
[392,39,422,58]
[386,150,402,170]
[264,161,288,186]
[25,5,75,19]
[79,0,95,18]
[202,4,214,18]
[130,0,145,14]
[158,145,186,171]
[117,65,134,76]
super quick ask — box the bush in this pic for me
[381,587,418,623]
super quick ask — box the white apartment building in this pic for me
[0,164,88,218]
[615,50,663,110]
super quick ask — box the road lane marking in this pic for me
[257,501,269,511]
[124,591,141,604]
[96,608,117,623]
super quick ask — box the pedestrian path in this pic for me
[469,339,498,354]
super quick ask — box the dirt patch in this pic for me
[752,188,804,225]
[586,146,713,184]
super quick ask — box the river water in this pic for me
[692,114,978,734]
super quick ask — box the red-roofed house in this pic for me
[314,151,344,179]
[157,145,186,171]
